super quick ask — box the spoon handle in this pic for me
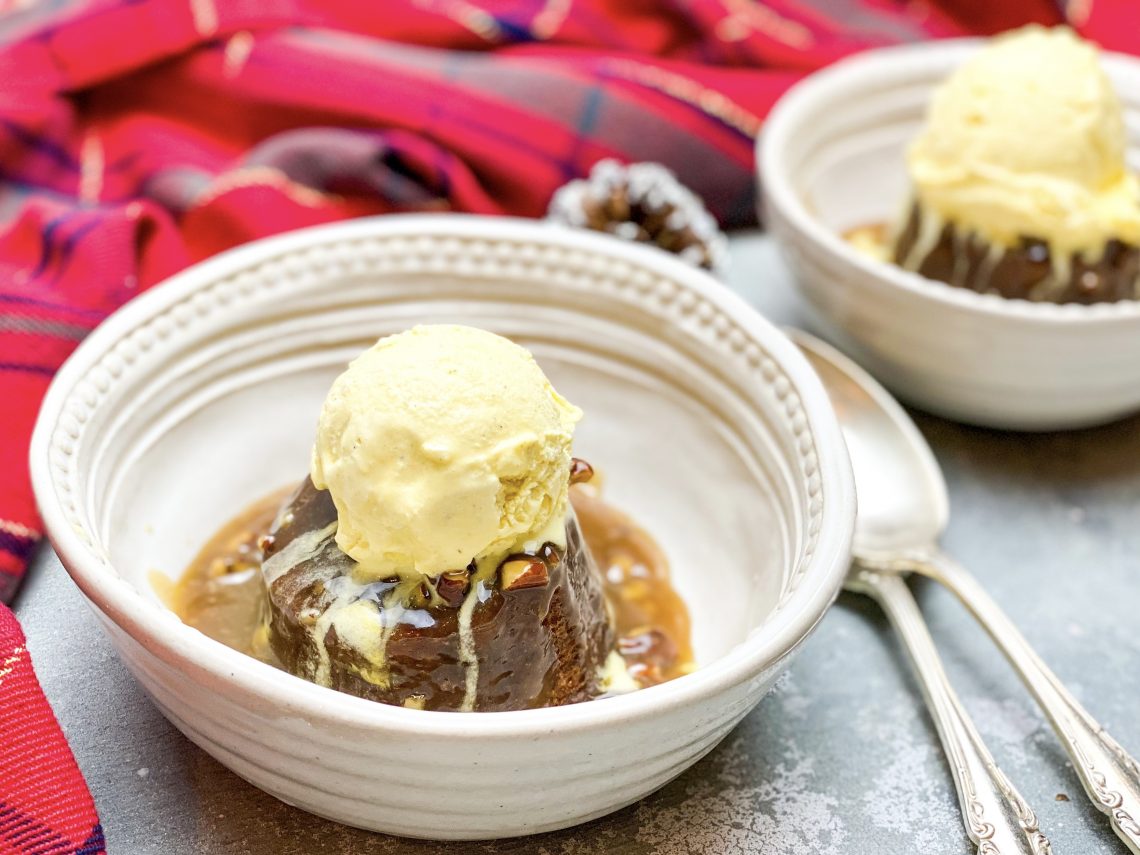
[848,567,1051,855]
[893,550,1140,855]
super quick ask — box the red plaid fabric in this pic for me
[2,1,1136,851]
[0,606,103,854]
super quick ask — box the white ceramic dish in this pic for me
[759,39,1140,430]
[31,215,854,840]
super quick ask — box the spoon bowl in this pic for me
[787,330,947,556]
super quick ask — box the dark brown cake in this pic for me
[893,205,1140,304]
[260,478,614,712]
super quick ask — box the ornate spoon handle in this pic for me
[848,568,1051,855]
[882,549,1140,854]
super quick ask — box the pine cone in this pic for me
[548,160,728,276]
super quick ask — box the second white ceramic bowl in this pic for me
[31,215,854,839]
[760,40,1140,430]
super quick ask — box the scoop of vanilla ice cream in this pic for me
[906,26,1140,257]
[310,325,582,581]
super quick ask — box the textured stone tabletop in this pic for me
[15,234,1140,854]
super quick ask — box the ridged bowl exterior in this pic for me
[760,41,1140,430]
[31,215,854,839]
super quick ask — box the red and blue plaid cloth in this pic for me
[3,1,1137,852]
[0,608,103,854]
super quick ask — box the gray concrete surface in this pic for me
[15,234,1139,853]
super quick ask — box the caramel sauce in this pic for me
[844,222,889,242]
[570,485,693,684]
[165,489,288,667]
[843,222,891,262]
[168,483,693,693]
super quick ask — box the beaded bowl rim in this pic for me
[759,38,1140,325]
[31,214,854,736]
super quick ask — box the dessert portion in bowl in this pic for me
[848,26,1140,304]
[169,324,692,712]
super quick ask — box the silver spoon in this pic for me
[785,333,1051,854]
[792,328,1140,854]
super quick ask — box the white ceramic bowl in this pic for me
[31,215,854,840]
[760,40,1140,430]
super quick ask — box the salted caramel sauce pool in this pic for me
[168,483,694,696]
[843,222,891,261]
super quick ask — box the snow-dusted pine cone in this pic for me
[548,160,728,277]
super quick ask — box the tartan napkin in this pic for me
[0,606,103,854]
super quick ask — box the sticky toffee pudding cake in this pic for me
[171,325,692,712]
[260,474,613,711]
